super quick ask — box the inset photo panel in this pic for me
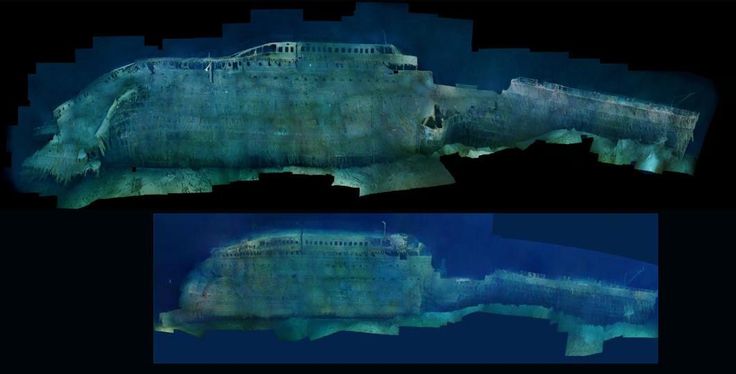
[153,213,658,364]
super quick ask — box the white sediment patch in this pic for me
[52,128,692,207]
[58,168,214,208]
[55,155,456,207]
[156,302,656,357]
[437,129,695,175]
[331,155,455,196]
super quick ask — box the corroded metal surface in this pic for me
[156,230,658,356]
[20,42,699,205]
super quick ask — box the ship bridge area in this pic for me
[105,41,420,83]
[213,230,427,259]
[229,41,418,72]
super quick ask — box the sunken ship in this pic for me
[156,229,658,356]
[20,42,699,206]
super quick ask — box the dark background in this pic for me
[0,0,733,370]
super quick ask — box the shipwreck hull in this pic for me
[156,230,658,356]
[437,78,697,155]
[18,41,701,205]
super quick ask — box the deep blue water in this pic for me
[153,213,657,363]
[8,3,715,184]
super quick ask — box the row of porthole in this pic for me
[163,59,296,70]
[222,250,301,257]
[328,264,375,269]
[246,75,363,82]
[261,239,299,247]
[326,251,381,256]
[301,45,379,54]
[304,240,372,247]
[222,250,419,259]
[153,58,397,75]
[213,58,388,69]
[226,238,391,251]
[144,59,382,71]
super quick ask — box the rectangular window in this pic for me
[278,47,283,52]
[290,46,294,53]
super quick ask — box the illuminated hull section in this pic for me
[19,42,698,206]
[156,230,658,356]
